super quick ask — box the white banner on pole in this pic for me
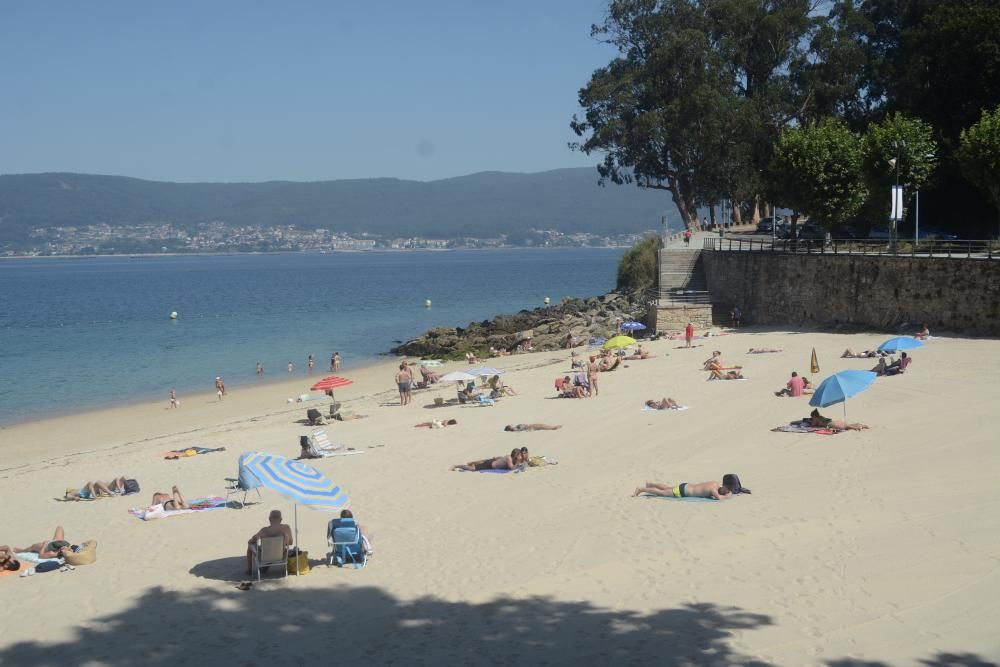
[890,185,905,221]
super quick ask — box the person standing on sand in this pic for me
[170,388,178,408]
[330,353,336,372]
[334,352,341,371]
[256,362,264,377]
[287,361,294,374]
[215,377,226,400]
[395,362,412,406]
[685,322,695,348]
[307,355,314,374]
[586,355,600,397]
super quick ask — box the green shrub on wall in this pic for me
[616,235,660,294]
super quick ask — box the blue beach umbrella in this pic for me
[809,370,877,418]
[240,452,349,555]
[877,337,924,354]
[620,321,647,332]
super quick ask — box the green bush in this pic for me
[616,235,660,294]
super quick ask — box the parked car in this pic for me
[756,220,775,234]
[797,223,826,240]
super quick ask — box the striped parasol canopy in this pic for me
[310,376,353,392]
[240,452,348,511]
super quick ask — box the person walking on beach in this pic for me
[169,388,178,409]
[685,322,695,348]
[333,352,341,371]
[215,377,226,400]
[256,362,264,377]
[307,354,314,374]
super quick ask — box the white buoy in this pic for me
[544,297,550,305]
[425,299,432,308]
[169,311,178,320]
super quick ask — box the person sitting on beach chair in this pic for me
[453,449,524,471]
[420,365,441,384]
[64,477,128,501]
[632,480,733,500]
[884,352,912,375]
[645,398,681,410]
[246,509,293,576]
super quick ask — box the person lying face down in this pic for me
[632,480,733,500]
[453,449,523,471]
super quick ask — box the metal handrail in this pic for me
[702,237,998,259]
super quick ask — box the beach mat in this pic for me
[129,496,228,521]
[771,423,838,435]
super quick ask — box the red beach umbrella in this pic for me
[310,376,353,392]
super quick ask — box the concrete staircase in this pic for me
[658,249,711,305]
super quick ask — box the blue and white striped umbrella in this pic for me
[240,452,348,511]
[621,321,647,332]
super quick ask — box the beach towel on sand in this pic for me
[129,496,228,520]
[771,422,838,435]
[162,446,227,460]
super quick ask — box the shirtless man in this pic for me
[152,485,189,511]
[12,526,73,559]
[395,362,412,406]
[246,509,294,576]
[586,355,600,397]
[453,449,523,471]
[215,377,226,399]
[632,480,733,500]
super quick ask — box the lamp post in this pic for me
[889,140,905,254]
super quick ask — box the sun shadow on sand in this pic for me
[0,584,775,665]
[827,654,998,667]
[190,556,329,582]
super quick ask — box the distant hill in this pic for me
[0,169,679,245]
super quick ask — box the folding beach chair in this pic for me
[327,518,367,569]
[252,535,289,581]
[226,452,263,508]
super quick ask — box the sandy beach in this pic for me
[2,329,999,666]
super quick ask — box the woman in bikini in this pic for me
[645,397,681,410]
[152,485,189,510]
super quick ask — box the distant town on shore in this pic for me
[8,222,655,257]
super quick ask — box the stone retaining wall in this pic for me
[702,252,1000,336]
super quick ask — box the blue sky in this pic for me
[0,1,616,182]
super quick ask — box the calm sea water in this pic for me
[0,249,624,424]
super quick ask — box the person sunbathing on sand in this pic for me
[633,481,732,500]
[0,545,20,571]
[748,348,782,354]
[152,486,189,510]
[414,419,458,428]
[64,477,128,501]
[808,409,869,431]
[453,449,523,471]
[841,348,884,359]
[709,369,744,380]
[871,358,889,376]
[645,398,681,410]
[504,423,562,432]
[12,526,73,559]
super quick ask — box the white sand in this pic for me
[1,331,999,665]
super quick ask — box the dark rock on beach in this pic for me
[391,291,648,359]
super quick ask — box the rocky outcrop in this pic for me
[391,292,648,359]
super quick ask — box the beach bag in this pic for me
[123,479,140,495]
[306,408,325,426]
[64,540,97,566]
[288,550,310,575]
[722,473,751,495]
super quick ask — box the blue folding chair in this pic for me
[327,517,367,568]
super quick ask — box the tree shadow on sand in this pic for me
[2,584,774,666]
[828,654,998,667]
